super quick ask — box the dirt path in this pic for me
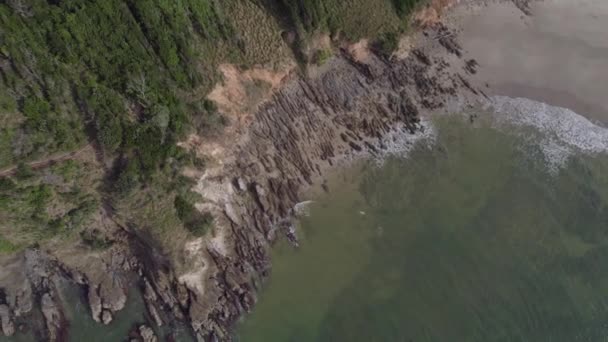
[0,144,93,178]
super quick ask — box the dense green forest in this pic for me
[1,0,245,174]
[0,0,422,252]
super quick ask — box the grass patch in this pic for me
[313,49,333,65]
[372,31,400,57]
[391,0,424,17]
[0,235,17,253]
[80,230,114,250]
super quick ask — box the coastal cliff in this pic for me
[186,38,476,339]
[0,27,477,342]
[0,0,539,340]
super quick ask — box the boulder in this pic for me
[0,304,15,336]
[139,325,157,342]
[41,293,62,341]
[101,310,113,325]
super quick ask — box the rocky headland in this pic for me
[0,1,536,340]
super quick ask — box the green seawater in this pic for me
[3,279,194,342]
[237,116,608,342]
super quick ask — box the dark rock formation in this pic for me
[139,324,158,342]
[185,25,479,340]
[511,0,533,15]
[0,304,15,337]
[0,23,480,342]
[128,324,158,342]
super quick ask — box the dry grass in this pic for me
[223,0,293,68]
[325,0,403,40]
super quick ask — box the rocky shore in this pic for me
[189,43,476,341]
[0,1,537,340]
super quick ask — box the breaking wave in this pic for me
[486,96,608,172]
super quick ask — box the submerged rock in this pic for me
[182,22,478,339]
[41,293,63,341]
[0,304,15,337]
[139,324,158,342]
[88,285,102,323]
[101,309,113,325]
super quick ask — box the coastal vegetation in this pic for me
[0,0,423,252]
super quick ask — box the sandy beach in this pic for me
[452,0,608,124]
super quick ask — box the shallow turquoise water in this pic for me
[237,116,608,342]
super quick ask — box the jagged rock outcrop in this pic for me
[139,324,158,342]
[0,250,68,341]
[511,0,533,15]
[41,292,64,341]
[0,20,484,342]
[183,24,482,340]
[0,233,142,340]
[0,304,15,337]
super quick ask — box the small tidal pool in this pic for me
[237,109,608,342]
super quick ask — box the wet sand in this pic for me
[453,0,608,124]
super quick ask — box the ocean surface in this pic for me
[236,97,608,342]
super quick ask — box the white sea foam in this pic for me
[293,200,314,217]
[486,96,608,172]
[373,119,437,163]
[331,118,436,169]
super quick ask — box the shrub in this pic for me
[391,0,422,17]
[81,230,113,250]
[0,91,17,113]
[15,162,34,179]
[373,31,399,57]
[0,178,16,192]
[174,195,213,237]
[113,159,140,194]
[314,49,333,65]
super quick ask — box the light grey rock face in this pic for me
[87,273,126,323]
[101,309,113,325]
[1,250,68,340]
[41,293,62,341]
[237,178,248,192]
[0,13,484,341]
[0,304,15,337]
[224,202,242,225]
[139,324,158,342]
[99,276,127,312]
[88,285,102,322]
[12,283,33,316]
[147,302,163,327]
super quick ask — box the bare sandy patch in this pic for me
[394,36,414,60]
[347,39,372,63]
[178,238,208,295]
[415,0,460,27]
[208,64,295,132]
